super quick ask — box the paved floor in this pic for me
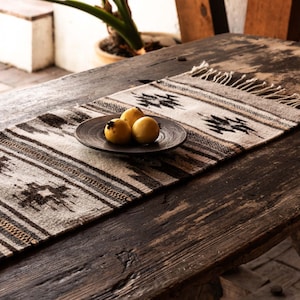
[0,62,71,94]
[222,238,300,299]
[1,62,300,299]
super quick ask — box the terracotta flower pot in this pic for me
[94,32,180,66]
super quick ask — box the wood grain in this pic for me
[0,34,299,299]
[1,34,300,131]
[244,0,299,41]
[0,126,299,299]
[175,0,215,42]
[175,0,229,42]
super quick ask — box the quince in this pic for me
[120,107,144,128]
[104,118,131,145]
[132,116,160,144]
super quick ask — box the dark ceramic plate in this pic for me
[75,114,187,154]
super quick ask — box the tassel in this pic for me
[190,62,300,109]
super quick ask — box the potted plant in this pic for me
[41,0,179,64]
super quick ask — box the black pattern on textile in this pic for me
[0,62,298,260]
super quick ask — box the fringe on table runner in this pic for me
[0,60,299,261]
[189,61,300,109]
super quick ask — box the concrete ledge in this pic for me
[0,0,53,20]
[0,0,54,72]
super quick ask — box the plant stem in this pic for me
[42,0,144,52]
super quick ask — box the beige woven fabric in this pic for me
[0,62,299,259]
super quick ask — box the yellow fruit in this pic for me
[120,107,144,128]
[132,116,160,144]
[104,118,131,145]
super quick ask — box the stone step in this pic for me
[220,266,269,299]
[0,0,54,72]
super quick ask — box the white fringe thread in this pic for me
[190,61,300,109]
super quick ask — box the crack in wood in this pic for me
[116,249,139,272]
[111,272,138,292]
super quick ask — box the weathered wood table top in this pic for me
[0,33,299,299]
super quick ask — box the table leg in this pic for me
[291,228,300,256]
[154,277,222,300]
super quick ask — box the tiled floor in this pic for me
[222,238,300,299]
[0,62,71,94]
[1,62,300,299]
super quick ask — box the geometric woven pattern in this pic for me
[0,62,299,260]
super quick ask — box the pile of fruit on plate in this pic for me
[104,107,160,145]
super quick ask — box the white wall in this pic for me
[130,0,180,34]
[224,0,248,33]
[54,0,247,72]
[54,0,180,72]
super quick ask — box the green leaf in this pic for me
[42,0,144,51]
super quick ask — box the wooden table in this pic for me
[0,33,299,299]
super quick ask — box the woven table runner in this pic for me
[0,62,299,260]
